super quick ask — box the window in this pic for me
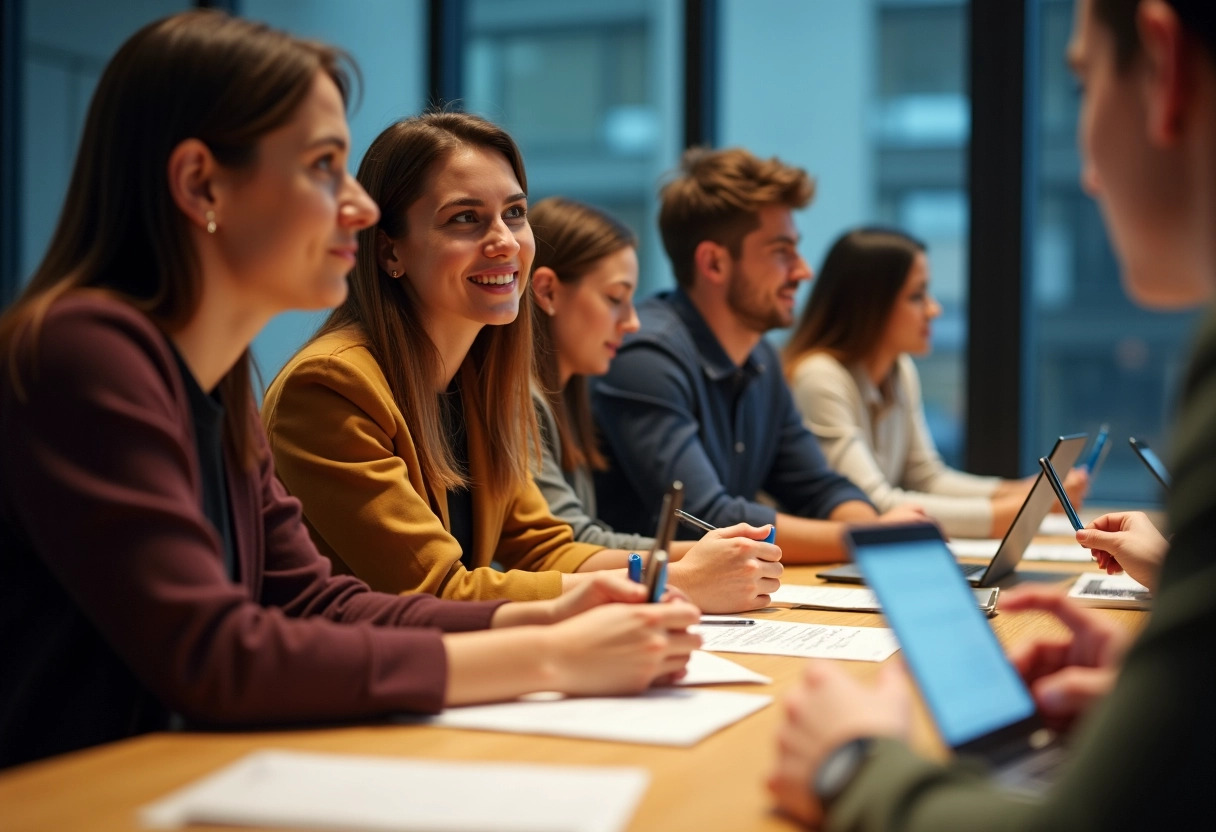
[20,0,188,283]
[719,0,970,465]
[241,0,427,379]
[462,0,684,295]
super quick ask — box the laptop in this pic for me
[847,522,1067,793]
[819,433,1088,587]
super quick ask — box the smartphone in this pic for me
[1128,437,1172,491]
[1081,424,1109,474]
[1038,456,1082,532]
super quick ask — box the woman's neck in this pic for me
[861,349,899,389]
[170,282,272,393]
[425,316,484,392]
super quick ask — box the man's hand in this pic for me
[768,661,912,828]
[667,523,782,613]
[1002,585,1132,731]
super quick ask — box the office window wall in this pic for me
[241,0,427,379]
[1026,0,1197,502]
[719,0,969,465]
[20,0,187,283]
[461,0,684,295]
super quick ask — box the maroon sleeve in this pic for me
[252,431,505,633]
[3,298,500,723]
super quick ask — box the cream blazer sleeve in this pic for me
[789,352,998,538]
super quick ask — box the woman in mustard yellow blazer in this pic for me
[265,113,646,602]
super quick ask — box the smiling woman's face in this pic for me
[392,146,534,340]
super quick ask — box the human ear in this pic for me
[1137,0,1190,147]
[376,229,402,277]
[531,266,559,313]
[166,138,218,234]
[693,240,730,287]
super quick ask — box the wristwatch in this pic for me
[813,737,876,808]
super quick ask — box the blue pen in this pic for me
[1082,424,1110,472]
[627,552,643,583]
[647,549,669,602]
[674,508,776,544]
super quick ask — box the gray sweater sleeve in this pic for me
[532,391,654,552]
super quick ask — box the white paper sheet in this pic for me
[1022,542,1094,562]
[1067,572,1152,609]
[947,538,1093,562]
[771,584,884,611]
[430,688,771,747]
[140,750,648,832]
[1038,513,1081,536]
[771,584,996,613]
[946,538,1001,558]
[695,618,898,662]
[676,649,771,686]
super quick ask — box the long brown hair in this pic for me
[529,197,637,472]
[0,10,353,467]
[783,227,925,375]
[313,112,535,498]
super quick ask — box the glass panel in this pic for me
[720,0,970,466]
[21,0,189,283]
[463,0,683,296]
[1026,0,1198,503]
[241,0,427,379]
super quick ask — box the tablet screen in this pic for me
[853,531,1036,748]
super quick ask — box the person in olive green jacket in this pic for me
[769,0,1216,828]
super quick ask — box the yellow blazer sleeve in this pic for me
[262,343,583,602]
[469,435,604,584]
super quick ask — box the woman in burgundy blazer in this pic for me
[0,10,698,769]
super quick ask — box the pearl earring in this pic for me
[204,210,217,235]
[547,304,556,317]
[390,270,399,278]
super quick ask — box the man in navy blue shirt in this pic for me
[593,147,921,563]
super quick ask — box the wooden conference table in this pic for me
[0,555,1147,832]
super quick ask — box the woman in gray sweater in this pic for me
[529,197,783,613]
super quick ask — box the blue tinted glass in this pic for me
[856,538,1035,747]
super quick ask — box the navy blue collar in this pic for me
[667,289,765,382]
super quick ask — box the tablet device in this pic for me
[818,433,1088,587]
[1128,437,1171,491]
[847,523,1065,792]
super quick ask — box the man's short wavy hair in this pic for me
[658,147,814,289]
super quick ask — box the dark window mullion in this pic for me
[966,0,1027,477]
[683,0,716,149]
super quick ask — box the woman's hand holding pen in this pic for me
[1076,511,1167,591]
[667,523,783,613]
[544,599,702,694]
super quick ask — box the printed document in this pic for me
[1067,572,1152,609]
[696,618,898,662]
